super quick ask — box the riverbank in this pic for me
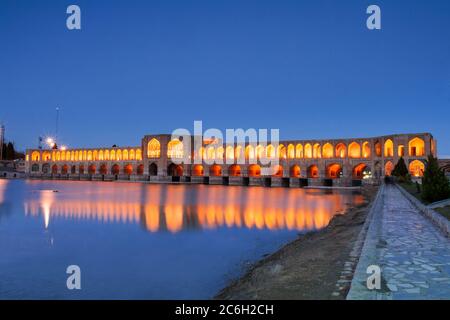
[215,185,378,300]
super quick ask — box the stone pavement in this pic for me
[347,184,450,299]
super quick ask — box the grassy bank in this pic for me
[398,182,450,221]
[398,182,427,203]
[435,206,450,220]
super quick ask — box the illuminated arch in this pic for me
[93,150,98,161]
[385,161,394,176]
[124,164,133,175]
[304,143,312,159]
[295,144,303,158]
[362,141,370,158]
[234,145,243,161]
[277,145,286,159]
[87,150,93,161]
[409,160,425,177]
[167,163,183,176]
[398,144,405,157]
[88,164,96,174]
[248,164,261,177]
[99,150,104,161]
[245,145,254,161]
[197,147,206,161]
[384,139,394,157]
[290,164,301,178]
[272,165,283,177]
[42,151,51,161]
[256,145,264,159]
[56,151,61,161]
[110,150,116,161]
[322,143,333,158]
[313,143,321,158]
[409,137,425,157]
[307,165,319,178]
[129,149,135,160]
[116,149,122,161]
[104,150,110,161]
[375,141,382,157]
[100,163,107,175]
[216,146,224,160]
[266,145,275,159]
[206,146,216,160]
[135,149,142,161]
[209,164,222,176]
[353,163,367,179]
[226,146,234,161]
[61,151,66,161]
[122,149,129,161]
[192,164,204,176]
[287,144,295,159]
[111,164,120,175]
[147,138,161,158]
[229,164,241,176]
[326,163,342,179]
[348,142,361,158]
[167,139,183,159]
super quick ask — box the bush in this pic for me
[392,157,409,178]
[422,155,450,203]
[397,173,412,184]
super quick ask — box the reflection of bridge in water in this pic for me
[23,182,364,233]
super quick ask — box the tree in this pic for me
[6,142,15,160]
[1,141,18,160]
[422,155,450,203]
[392,157,409,178]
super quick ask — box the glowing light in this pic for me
[61,145,67,151]
[46,137,55,148]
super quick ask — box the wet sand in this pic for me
[215,186,378,300]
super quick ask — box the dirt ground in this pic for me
[215,186,378,300]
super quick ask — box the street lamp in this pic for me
[46,137,55,148]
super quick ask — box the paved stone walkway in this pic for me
[347,184,450,299]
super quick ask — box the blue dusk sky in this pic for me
[0,0,449,155]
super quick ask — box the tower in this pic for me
[0,123,4,160]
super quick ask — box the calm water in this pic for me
[0,179,363,299]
